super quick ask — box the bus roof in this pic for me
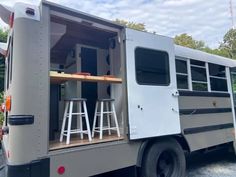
[175,45,236,67]
[42,0,124,30]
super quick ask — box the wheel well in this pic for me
[136,135,190,168]
[172,135,190,152]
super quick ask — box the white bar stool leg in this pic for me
[79,102,83,140]
[60,102,69,142]
[99,101,104,140]
[66,101,73,145]
[92,101,98,138]
[111,102,120,137]
[83,101,92,142]
[106,102,111,135]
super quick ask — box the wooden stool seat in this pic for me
[97,99,115,102]
[64,98,87,102]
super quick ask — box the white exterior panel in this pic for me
[125,29,181,140]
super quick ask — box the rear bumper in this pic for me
[6,158,50,177]
[1,115,48,177]
[1,147,49,177]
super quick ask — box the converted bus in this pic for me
[1,1,236,177]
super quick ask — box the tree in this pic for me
[0,92,3,125]
[0,29,7,124]
[220,28,236,59]
[201,47,230,58]
[174,33,206,50]
[0,29,8,43]
[0,55,5,91]
[174,33,231,58]
[114,19,147,31]
[0,29,8,92]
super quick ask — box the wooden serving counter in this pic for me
[50,71,122,84]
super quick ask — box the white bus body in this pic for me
[1,1,236,177]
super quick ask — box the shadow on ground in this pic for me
[186,148,236,177]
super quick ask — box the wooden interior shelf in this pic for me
[50,71,122,84]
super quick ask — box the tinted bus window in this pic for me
[135,47,170,85]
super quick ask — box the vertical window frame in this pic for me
[190,59,208,92]
[10,36,13,83]
[175,57,189,90]
[5,35,13,90]
[208,63,228,92]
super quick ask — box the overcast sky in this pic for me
[0,0,235,48]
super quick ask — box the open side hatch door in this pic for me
[125,29,181,140]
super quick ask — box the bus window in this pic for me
[6,36,13,89]
[10,37,13,82]
[209,63,228,92]
[7,49,10,89]
[231,68,236,105]
[135,47,170,86]
[6,37,10,89]
[190,59,208,91]
[176,59,188,90]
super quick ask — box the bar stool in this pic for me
[92,99,120,140]
[60,98,92,145]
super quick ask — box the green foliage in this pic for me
[0,92,3,125]
[174,33,206,50]
[232,74,236,92]
[0,29,8,43]
[0,29,7,92]
[174,32,234,58]
[219,28,236,59]
[0,57,4,92]
[0,28,7,125]
[201,47,230,58]
[115,19,147,32]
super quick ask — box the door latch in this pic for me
[172,90,179,97]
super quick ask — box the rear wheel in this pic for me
[229,141,236,157]
[141,138,186,177]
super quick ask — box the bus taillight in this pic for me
[5,96,11,112]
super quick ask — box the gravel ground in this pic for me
[0,149,5,177]
[0,148,236,177]
[186,148,236,177]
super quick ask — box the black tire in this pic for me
[229,141,236,158]
[141,138,186,177]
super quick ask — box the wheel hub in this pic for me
[157,151,175,177]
